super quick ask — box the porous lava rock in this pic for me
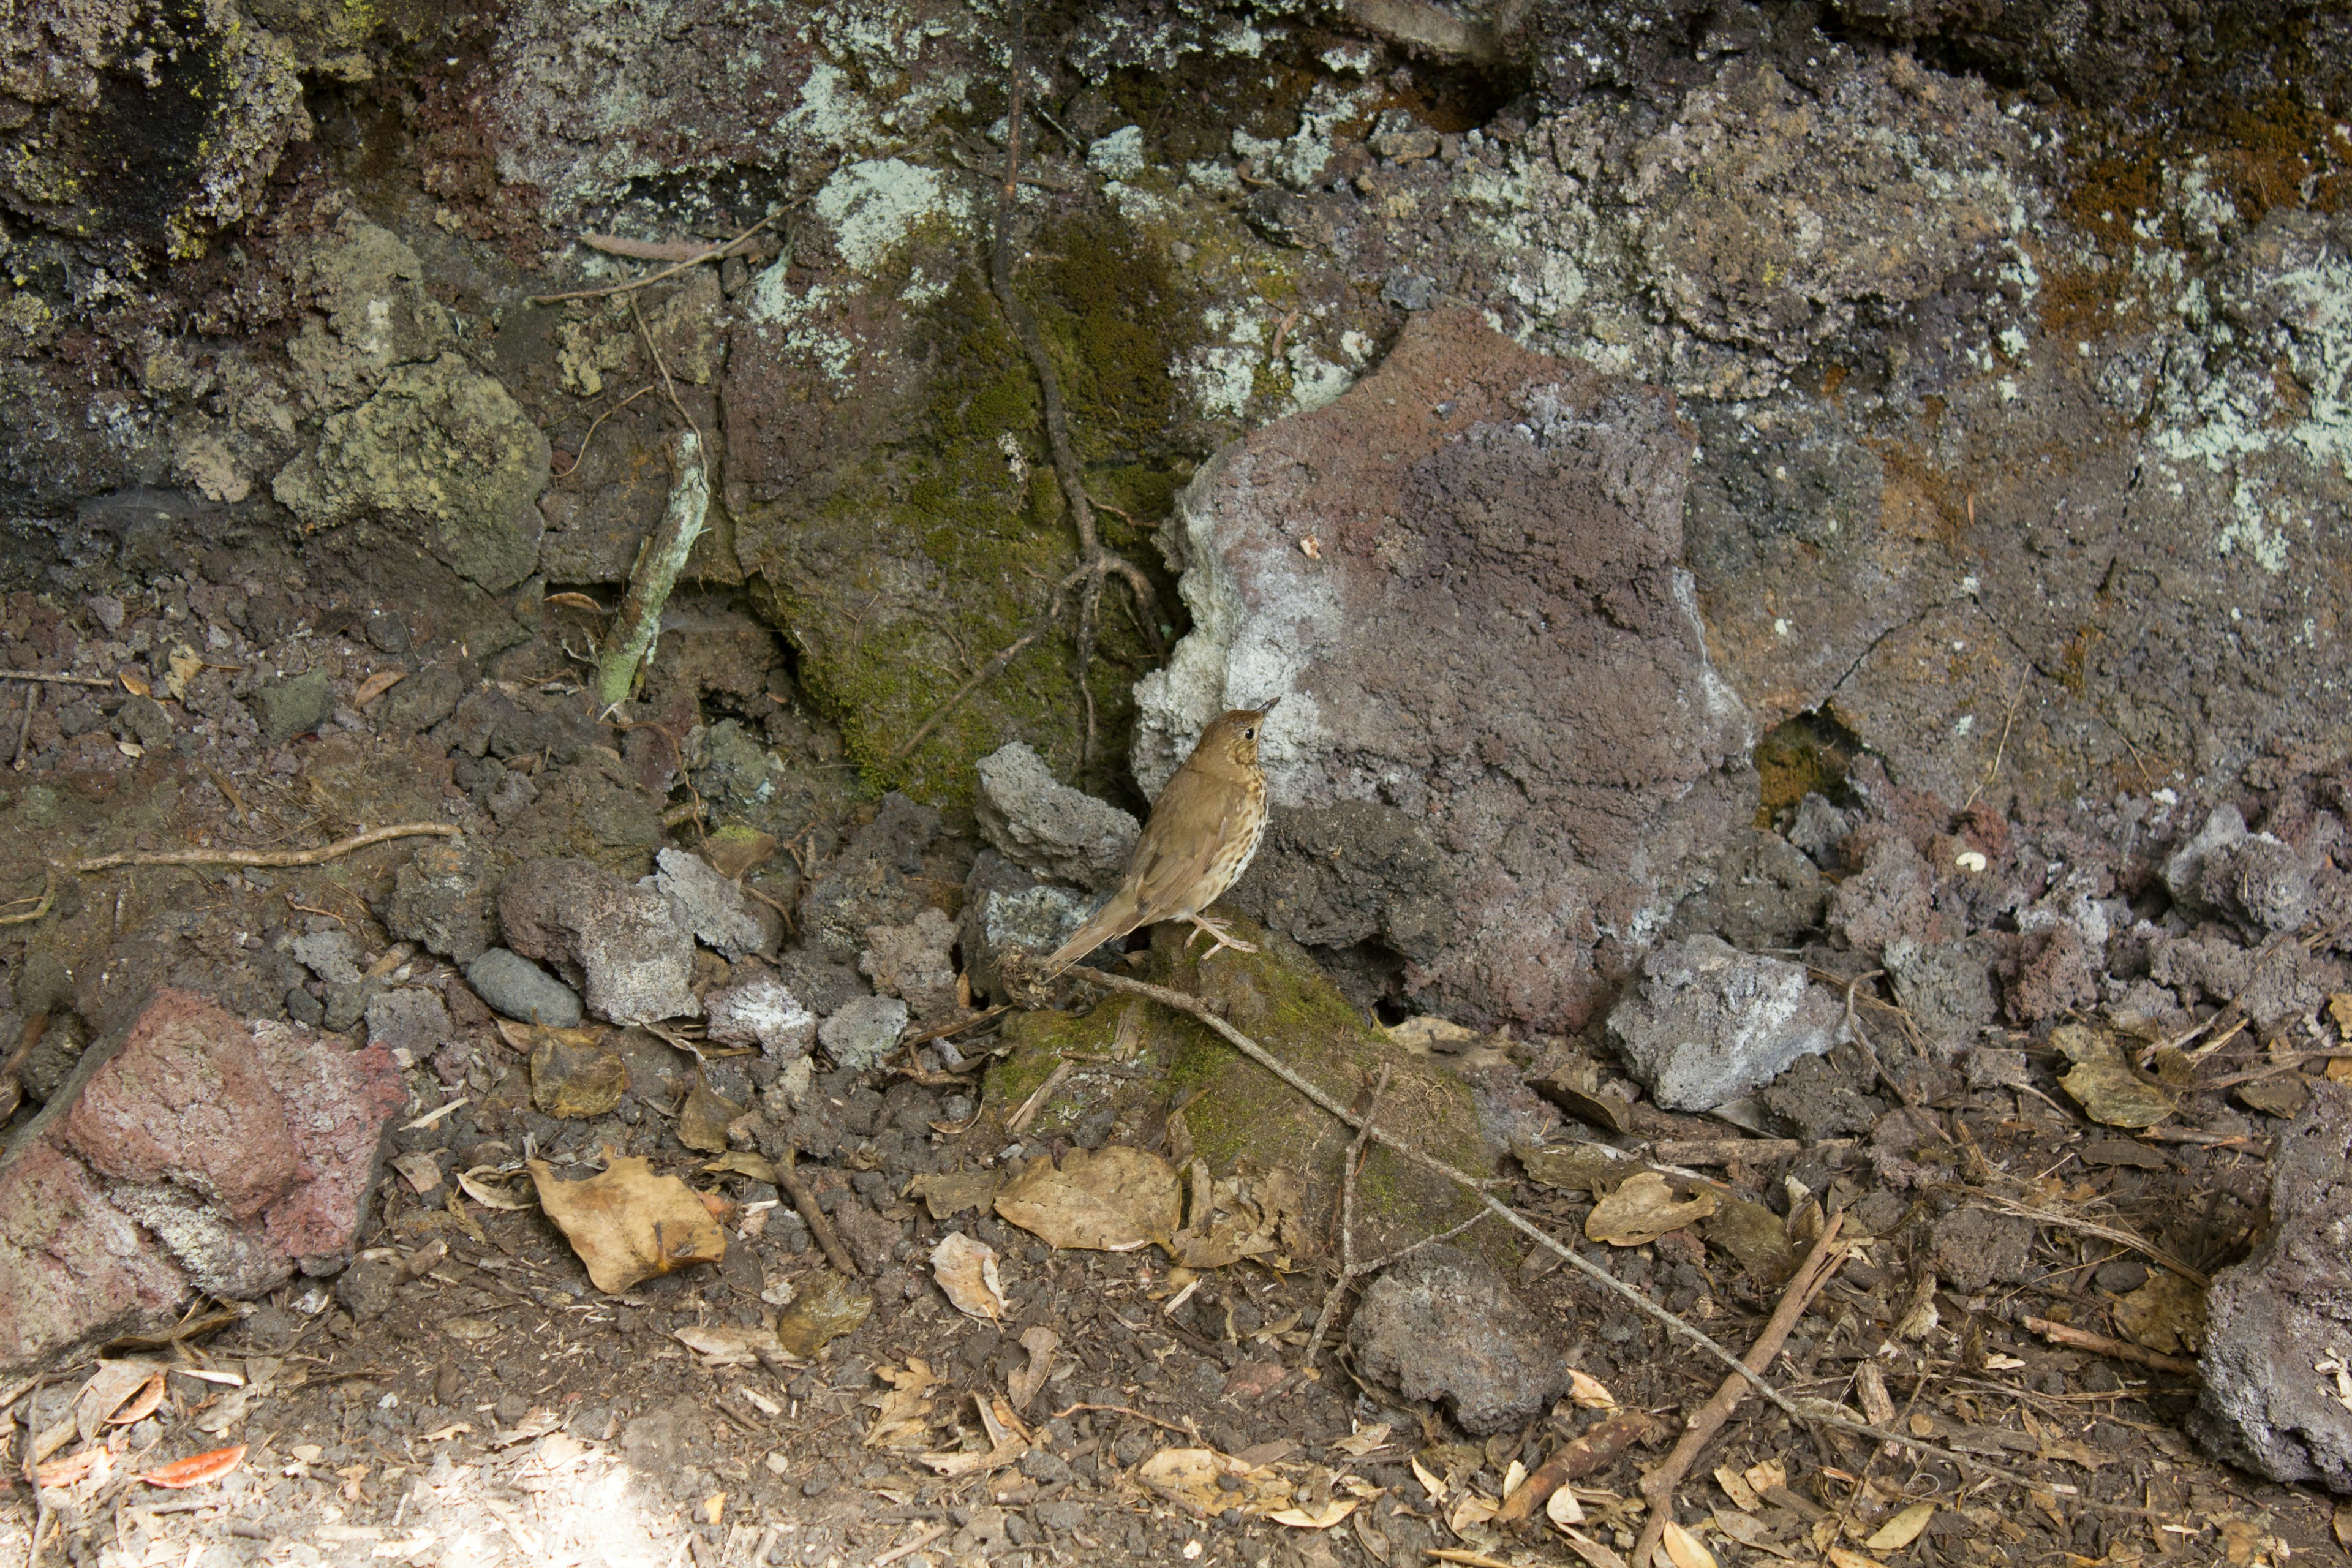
[2193,1080,2352,1492]
[497,858,698,1024]
[1348,1244,1574,1436]
[1136,309,1755,1030]
[0,990,405,1373]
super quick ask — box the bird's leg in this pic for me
[1183,913,1259,960]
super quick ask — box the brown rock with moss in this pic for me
[984,917,1498,1267]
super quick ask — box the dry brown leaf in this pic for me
[677,1079,744,1154]
[37,1448,108,1490]
[1709,1510,1796,1558]
[108,1371,167,1428]
[1008,1326,1060,1412]
[2054,1023,2176,1129]
[392,1152,444,1195]
[674,1326,768,1367]
[1330,1423,1393,1458]
[118,669,151,698]
[1558,1526,1631,1568]
[1825,1547,1894,1568]
[930,1232,1009,1322]
[905,1169,1001,1220]
[1866,1502,1936,1551]
[529,1156,726,1294]
[454,1166,533,1211]
[703,827,777,878]
[2112,1272,2209,1355]
[1585,1172,1718,1246]
[1661,1520,1719,1568]
[164,647,202,702]
[530,1033,628,1119]
[705,1151,780,1185]
[994,1145,1179,1252]
[75,1360,164,1444]
[1547,1485,1586,1528]
[353,669,407,707]
[775,1270,872,1357]
[1567,1368,1618,1409]
[864,1360,938,1450]
[918,1439,1025,1477]
[1447,1493,1499,1534]
[1272,1499,1358,1530]
[1411,1453,1447,1503]
[142,1444,246,1488]
[1167,1163,1305,1268]
[1135,1448,1295,1519]
[1713,1464,1760,1513]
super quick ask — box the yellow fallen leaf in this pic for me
[1585,1172,1718,1246]
[1411,1453,1447,1503]
[1661,1520,1718,1568]
[119,669,151,697]
[1271,1499,1357,1530]
[994,1145,1179,1252]
[529,1156,725,1294]
[1866,1502,1936,1551]
[1568,1368,1618,1409]
[930,1232,1009,1322]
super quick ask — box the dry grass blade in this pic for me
[1967,1191,2209,1288]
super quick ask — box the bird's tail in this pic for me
[1042,887,1144,975]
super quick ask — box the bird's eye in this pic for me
[1242,727,1255,739]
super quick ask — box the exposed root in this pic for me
[70,822,459,873]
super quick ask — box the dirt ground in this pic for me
[0,549,2347,1568]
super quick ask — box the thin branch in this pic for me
[552,386,655,480]
[779,1147,861,1278]
[1633,1215,1850,1566]
[0,670,114,687]
[530,209,783,306]
[71,823,458,873]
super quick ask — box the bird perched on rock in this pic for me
[1043,706,1274,973]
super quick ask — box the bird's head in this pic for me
[1197,701,1276,769]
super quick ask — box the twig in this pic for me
[530,210,783,306]
[0,871,56,927]
[892,620,1054,762]
[778,1148,861,1278]
[1494,1410,1657,1529]
[69,823,458,872]
[870,1525,951,1567]
[1007,1058,1074,1136]
[581,233,767,263]
[2020,1316,2199,1376]
[13,680,37,769]
[1051,1401,1196,1435]
[1058,966,2160,1513]
[1838,969,1921,1109]
[899,1005,1012,1052]
[0,670,113,687]
[1632,1215,1850,1566]
[594,428,709,708]
[1965,671,2029,810]
[551,386,655,480]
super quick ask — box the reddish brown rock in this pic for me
[0,990,405,1374]
[1136,310,1757,1030]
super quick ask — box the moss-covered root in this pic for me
[597,431,709,707]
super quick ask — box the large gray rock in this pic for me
[2193,1080,2352,1493]
[818,995,908,1073]
[497,859,698,1025]
[973,742,1140,891]
[387,839,501,964]
[1608,935,1844,1112]
[1349,1245,1575,1436]
[704,970,817,1060]
[1134,311,1755,1032]
[859,908,959,1022]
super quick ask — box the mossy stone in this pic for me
[984,916,1504,1267]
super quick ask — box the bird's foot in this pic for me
[1183,914,1259,962]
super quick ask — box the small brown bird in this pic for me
[1043,706,1275,973]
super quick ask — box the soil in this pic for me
[0,562,2346,1568]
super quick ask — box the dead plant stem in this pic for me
[529,210,783,306]
[70,822,458,873]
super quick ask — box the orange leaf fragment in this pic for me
[119,671,152,698]
[107,1371,167,1426]
[142,1444,247,1488]
[352,669,407,708]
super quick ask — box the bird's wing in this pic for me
[1126,765,1246,918]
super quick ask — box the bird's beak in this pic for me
[1256,695,1283,717]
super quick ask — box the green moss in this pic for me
[747,208,1204,807]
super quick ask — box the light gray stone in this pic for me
[818,995,908,1073]
[1608,935,1843,1111]
[974,741,1140,891]
[463,948,583,1028]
